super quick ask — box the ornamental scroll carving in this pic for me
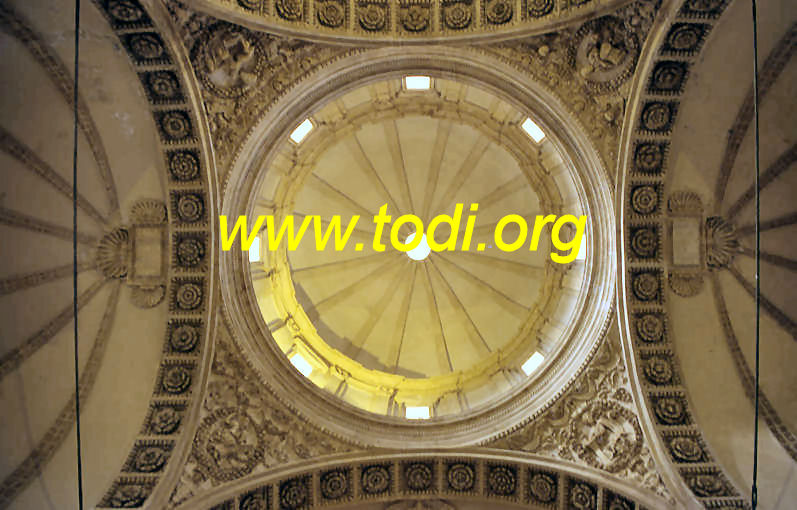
[166,3,350,175]
[486,0,661,178]
[167,0,661,187]
[489,331,673,503]
[169,319,355,507]
[95,199,168,308]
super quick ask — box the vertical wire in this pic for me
[72,0,85,509]
[750,0,761,508]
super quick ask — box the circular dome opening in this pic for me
[404,232,431,261]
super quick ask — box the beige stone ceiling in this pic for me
[0,0,169,508]
[663,0,797,505]
[0,0,794,508]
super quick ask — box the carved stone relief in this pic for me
[167,2,352,174]
[189,453,659,509]
[73,0,765,508]
[165,0,661,186]
[169,319,356,507]
[486,0,661,179]
[620,0,766,505]
[178,0,623,40]
[95,199,169,308]
[489,330,673,503]
[84,1,215,507]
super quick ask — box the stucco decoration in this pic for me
[171,451,666,509]
[618,0,779,506]
[176,0,633,43]
[95,199,170,308]
[486,0,661,180]
[490,329,672,503]
[70,0,218,507]
[66,0,774,508]
[169,320,356,506]
[167,0,660,188]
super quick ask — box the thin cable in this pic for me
[72,0,85,509]
[751,0,761,508]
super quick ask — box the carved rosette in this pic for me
[443,1,472,30]
[240,490,268,509]
[484,0,512,24]
[404,462,433,491]
[446,462,475,492]
[640,101,676,132]
[632,271,660,302]
[400,1,430,32]
[280,477,310,508]
[668,435,705,463]
[238,0,262,10]
[276,0,304,21]
[663,23,707,54]
[652,396,688,425]
[362,465,391,494]
[527,0,554,18]
[132,446,169,472]
[630,226,658,259]
[106,484,151,507]
[317,0,346,27]
[633,142,666,174]
[643,355,674,386]
[682,0,726,17]
[174,192,206,223]
[167,149,200,181]
[125,33,167,63]
[150,406,182,434]
[529,472,557,503]
[107,0,147,25]
[630,184,660,215]
[170,323,201,353]
[568,481,597,510]
[320,469,350,500]
[650,60,688,94]
[487,464,516,496]
[635,313,665,343]
[358,2,388,31]
[157,110,193,141]
[162,365,193,394]
[142,70,182,102]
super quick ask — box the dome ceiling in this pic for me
[0,0,178,507]
[617,0,797,507]
[656,0,797,503]
[251,77,590,417]
[1,0,794,508]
